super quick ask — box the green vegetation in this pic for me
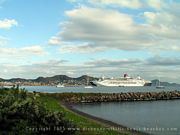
[39,94,129,135]
[0,88,75,135]
[0,88,129,135]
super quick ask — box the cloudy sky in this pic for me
[0,0,180,82]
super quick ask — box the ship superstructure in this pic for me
[92,74,152,87]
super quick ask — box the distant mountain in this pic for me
[34,75,98,83]
[34,75,72,83]
[0,75,98,84]
[151,79,180,86]
[75,75,96,81]
[6,78,30,82]
[0,78,5,82]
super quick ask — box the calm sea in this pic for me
[21,86,180,93]
[21,86,180,135]
[74,100,180,135]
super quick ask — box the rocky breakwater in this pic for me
[56,90,180,103]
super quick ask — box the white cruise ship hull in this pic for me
[92,80,151,87]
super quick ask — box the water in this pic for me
[20,86,180,93]
[20,86,180,135]
[74,100,180,135]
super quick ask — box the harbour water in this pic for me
[21,86,180,93]
[21,86,180,135]
[74,100,180,135]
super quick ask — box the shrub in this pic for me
[0,89,76,135]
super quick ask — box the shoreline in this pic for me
[61,102,150,135]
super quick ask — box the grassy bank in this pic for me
[0,88,142,135]
[38,94,130,135]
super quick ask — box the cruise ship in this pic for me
[91,74,152,87]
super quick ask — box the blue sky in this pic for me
[0,0,70,46]
[0,0,180,83]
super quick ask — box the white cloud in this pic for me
[33,59,68,67]
[0,46,47,58]
[47,2,180,52]
[67,0,168,9]
[89,0,143,9]
[59,43,108,53]
[147,56,180,66]
[60,7,149,50]
[1,56,180,82]
[66,71,75,75]
[20,46,47,55]
[146,0,164,9]
[48,36,62,45]
[0,19,18,29]
[144,10,180,39]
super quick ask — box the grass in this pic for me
[38,94,130,135]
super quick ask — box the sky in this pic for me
[0,0,180,83]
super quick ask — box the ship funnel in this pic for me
[124,74,128,78]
